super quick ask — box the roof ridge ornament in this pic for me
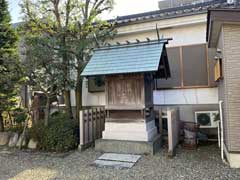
[136,39,140,43]
[156,24,160,41]
[98,37,173,51]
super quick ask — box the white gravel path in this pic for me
[0,144,239,180]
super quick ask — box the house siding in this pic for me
[217,27,230,149]
[221,24,240,152]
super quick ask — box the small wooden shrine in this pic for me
[81,39,170,143]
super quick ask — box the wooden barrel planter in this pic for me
[182,122,200,150]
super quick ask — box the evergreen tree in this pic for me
[0,0,22,131]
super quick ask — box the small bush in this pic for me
[7,125,24,134]
[29,113,79,152]
[14,108,28,124]
[29,122,45,147]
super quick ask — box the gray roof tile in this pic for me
[110,0,235,25]
[81,41,166,76]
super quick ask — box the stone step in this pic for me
[98,153,141,163]
[94,159,135,169]
[93,153,141,169]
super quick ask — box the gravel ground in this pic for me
[0,144,240,180]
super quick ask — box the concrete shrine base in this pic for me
[102,120,158,142]
[95,134,162,155]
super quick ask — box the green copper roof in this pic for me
[81,40,167,76]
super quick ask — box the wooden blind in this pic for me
[182,44,208,86]
[214,59,222,81]
[157,43,211,89]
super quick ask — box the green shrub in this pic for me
[29,112,79,152]
[14,108,28,124]
[3,108,27,132]
[29,122,45,147]
[7,125,24,134]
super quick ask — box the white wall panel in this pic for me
[82,78,105,106]
[153,88,218,105]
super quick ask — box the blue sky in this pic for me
[7,0,21,23]
[7,0,160,23]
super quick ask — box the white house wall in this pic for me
[153,88,218,105]
[116,14,206,36]
[83,86,218,107]
[112,14,207,47]
[82,78,105,106]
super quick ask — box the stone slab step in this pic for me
[98,153,141,163]
[94,160,135,169]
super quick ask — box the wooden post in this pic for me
[158,109,163,134]
[96,108,100,138]
[79,110,84,149]
[92,108,96,142]
[100,108,105,133]
[85,110,89,144]
[102,108,105,131]
[89,109,92,142]
[167,110,173,157]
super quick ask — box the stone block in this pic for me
[28,139,38,149]
[8,133,19,147]
[95,134,162,155]
[16,135,27,147]
[0,132,11,146]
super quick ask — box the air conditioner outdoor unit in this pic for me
[195,111,219,128]
[227,0,235,4]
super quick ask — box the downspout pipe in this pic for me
[219,100,227,164]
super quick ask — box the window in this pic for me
[182,44,208,86]
[157,43,214,89]
[88,76,105,92]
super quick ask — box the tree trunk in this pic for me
[64,90,73,119]
[0,112,4,132]
[19,113,29,150]
[61,36,73,120]
[44,96,50,126]
[75,77,83,120]
[7,111,12,128]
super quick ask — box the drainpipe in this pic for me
[219,100,227,164]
